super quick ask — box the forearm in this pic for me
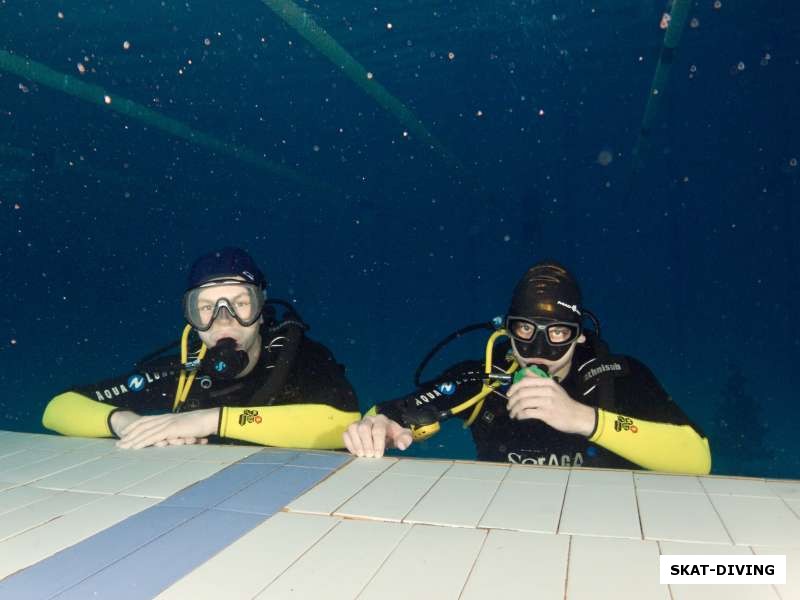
[589,409,712,474]
[218,404,360,449]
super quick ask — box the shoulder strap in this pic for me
[250,321,305,406]
[576,332,628,412]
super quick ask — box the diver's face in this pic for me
[193,279,262,351]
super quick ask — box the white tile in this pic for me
[156,513,338,600]
[568,469,634,487]
[33,455,136,490]
[635,473,705,494]
[479,482,566,533]
[461,529,569,599]
[752,545,800,600]
[71,458,185,494]
[767,481,800,501]
[358,524,487,600]
[711,495,800,547]
[505,464,570,485]
[702,477,777,498]
[197,444,267,462]
[0,447,25,461]
[660,542,779,600]
[788,499,800,518]
[0,433,105,453]
[0,449,59,477]
[404,477,501,527]
[124,444,224,462]
[559,484,641,539]
[0,494,156,579]
[120,461,228,498]
[287,462,392,515]
[385,458,451,478]
[638,490,731,544]
[444,462,508,481]
[347,457,398,473]
[0,490,105,542]
[0,485,57,515]
[567,536,668,600]
[257,519,411,600]
[335,472,440,522]
[0,451,103,484]
[133,443,262,463]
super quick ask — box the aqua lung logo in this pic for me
[414,371,483,406]
[437,382,456,395]
[215,361,227,373]
[94,371,167,401]
[127,375,146,392]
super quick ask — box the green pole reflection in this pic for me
[259,0,460,170]
[0,49,324,190]
[631,0,692,167]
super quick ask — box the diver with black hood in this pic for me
[344,261,711,473]
[43,247,360,449]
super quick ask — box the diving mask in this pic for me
[183,278,265,331]
[506,316,581,361]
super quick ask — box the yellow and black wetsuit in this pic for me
[374,338,711,474]
[42,327,360,450]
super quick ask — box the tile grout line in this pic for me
[562,535,572,600]
[250,518,344,599]
[555,469,573,535]
[399,462,453,523]
[353,521,417,599]
[324,462,399,515]
[632,471,645,541]
[657,540,676,600]
[777,495,800,520]
[473,467,508,529]
[703,489,737,547]
[455,528,490,600]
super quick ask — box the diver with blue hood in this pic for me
[43,247,360,449]
[344,261,711,473]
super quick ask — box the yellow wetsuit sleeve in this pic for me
[42,392,116,438]
[219,404,361,449]
[589,409,711,475]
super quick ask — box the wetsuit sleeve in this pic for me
[218,404,360,448]
[42,392,117,438]
[372,360,488,428]
[588,357,711,474]
[42,359,179,438]
[216,339,361,449]
[589,409,711,474]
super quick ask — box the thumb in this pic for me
[386,420,413,451]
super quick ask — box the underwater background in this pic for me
[0,0,797,478]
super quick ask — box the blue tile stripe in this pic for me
[0,449,351,600]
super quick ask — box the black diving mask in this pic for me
[506,316,581,361]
